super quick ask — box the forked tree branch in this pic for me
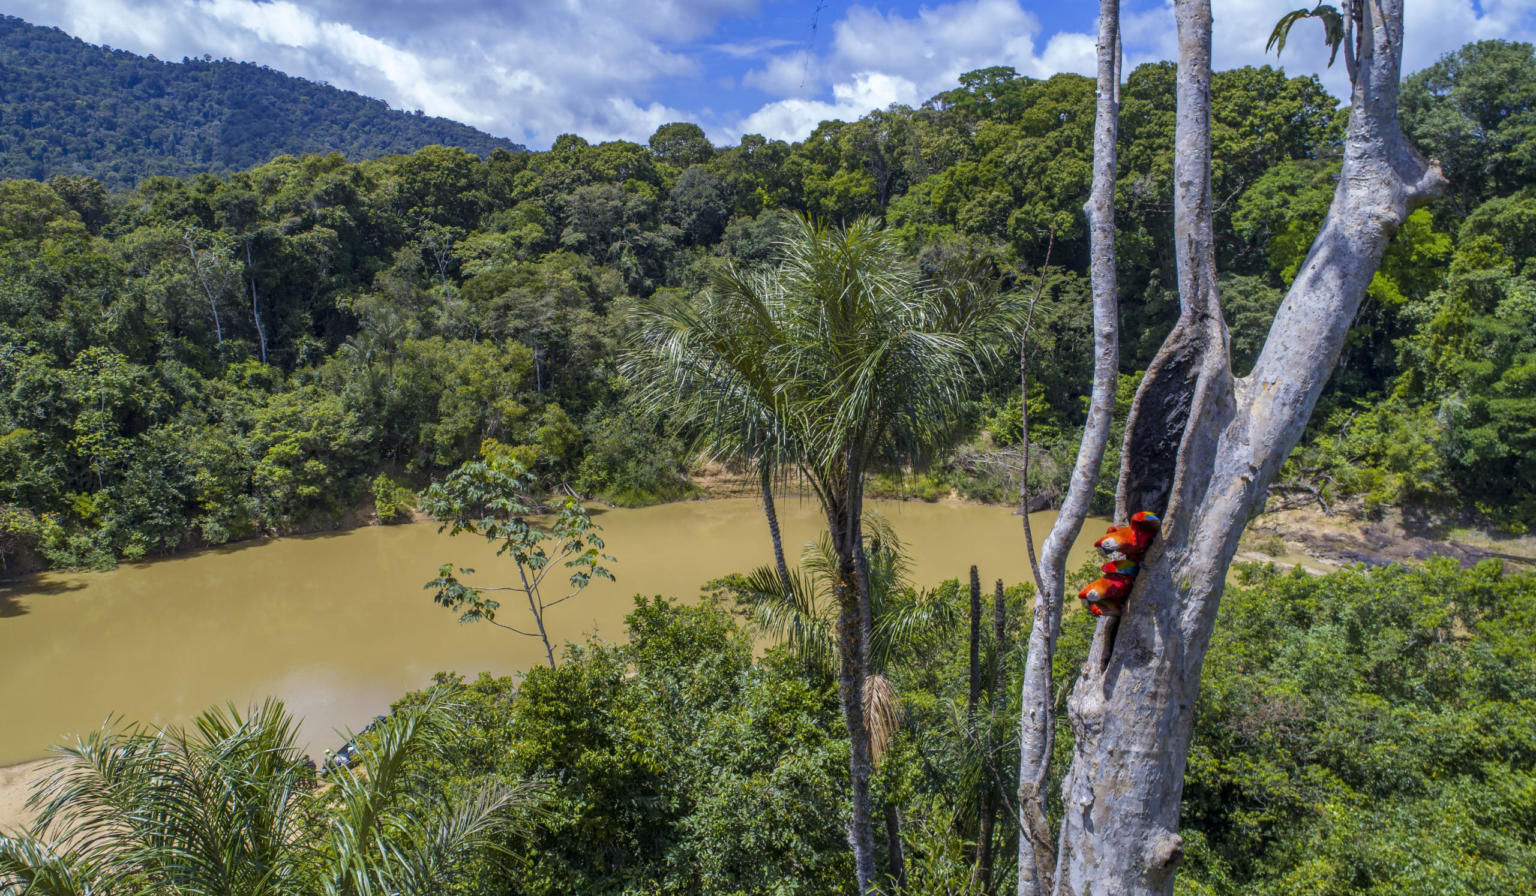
[1049,1,1446,893]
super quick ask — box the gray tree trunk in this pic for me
[247,241,267,364]
[828,488,877,895]
[884,802,908,893]
[1015,4,1122,894]
[761,460,793,591]
[185,231,224,345]
[1050,2,1445,894]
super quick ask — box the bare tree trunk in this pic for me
[976,795,996,893]
[185,231,224,345]
[837,591,877,895]
[517,564,557,669]
[1014,4,1122,895]
[1051,3,1445,893]
[830,489,878,895]
[884,802,908,893]
[993,579,1007,695]
[247,241,267,364]
[762,460,793,591]
[969,565,982,717]
[968,565,990,890]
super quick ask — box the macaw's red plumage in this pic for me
[1094,511,1162,561]
[1078,574,1134,616]
[1081,516,1159,616]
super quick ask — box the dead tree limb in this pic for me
[1013,4,1122,895]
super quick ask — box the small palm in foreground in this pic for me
[721,517,958,761]
[0,690,541,896]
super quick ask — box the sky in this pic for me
[5,0,1535,150]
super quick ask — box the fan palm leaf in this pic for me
[1,690,542,896]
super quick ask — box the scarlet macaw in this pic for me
[1077,558,1140,616]
[1094,511,1162,561]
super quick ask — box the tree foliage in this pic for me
[0,40,1532,570]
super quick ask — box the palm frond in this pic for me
[19,700,312,896]
[385,779,547,896]
[0,834,95,896]
[863,673,904,768]
[721,562,836,673]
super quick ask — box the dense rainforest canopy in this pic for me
[0,15,523,189]
[1,29,1535,896]
[1,39,1534,573]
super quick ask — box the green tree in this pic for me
[626,214,1019,894]
[648,122,715,168]
[1400,40,1536,217]
[420,453,614,667]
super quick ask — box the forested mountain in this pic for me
[1,40,1533,571]
[0,15,523,188]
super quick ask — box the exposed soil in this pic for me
[0,759,44,832]
[1245,503,1536,571]
[686,458,761,499]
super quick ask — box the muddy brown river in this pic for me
[0,498,1103,764]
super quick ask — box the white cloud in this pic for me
[737,71,920,140]
[731,0,1536,143]
[5,0,1533,149]
[1117,0,1536,103]
[5,0,750,147]
[730,0,1098,140]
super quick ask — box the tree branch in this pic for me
[1014,5,1121,895]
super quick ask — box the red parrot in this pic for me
[1094,511,1162,561]
[1078,559,1138,616]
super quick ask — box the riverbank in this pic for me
[1,497,1084,767]
[5,497,1530,834]
[0,759,44,831]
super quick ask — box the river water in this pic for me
[0,498,1103,764]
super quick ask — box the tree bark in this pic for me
[1051,2,1445,894]
[247,241,267,365]
[829,488,878,896]
[993,579,1007,696]
[884,802,908,893]
[761,459,793,592]
[1014,4,1122,895]
[969,565,982,718]
[185,232,224,345]
[968,565,989,890]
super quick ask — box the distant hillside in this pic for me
[0,15,524,188]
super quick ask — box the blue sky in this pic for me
[6,0,1534,149]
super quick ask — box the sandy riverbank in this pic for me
[0,759,45,831]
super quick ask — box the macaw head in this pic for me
[1095,526,1135,555]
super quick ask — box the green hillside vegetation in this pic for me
[0,15,523,188]
[1,41,1534,573]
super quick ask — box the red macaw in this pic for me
[1094,511,1161,561]
[1078,559,1139,616]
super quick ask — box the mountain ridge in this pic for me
[0,15,524,189]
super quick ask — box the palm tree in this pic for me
[625,214,1021,894]
[724,517,959,894]
[727,516,958,753]
[0,690,541,896]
